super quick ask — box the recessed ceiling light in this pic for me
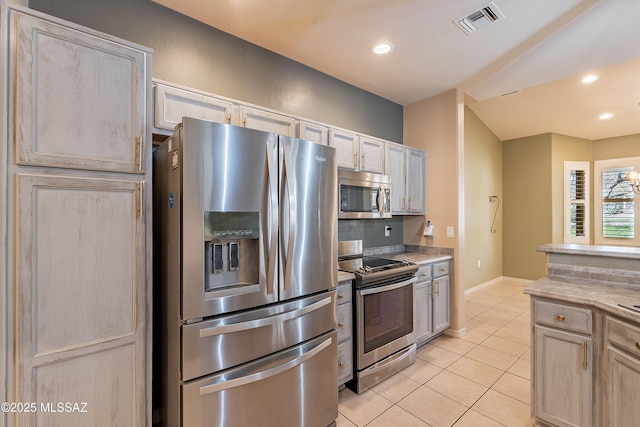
[599,113,614,120]
[372,42,393,55]
[581,74,598,83]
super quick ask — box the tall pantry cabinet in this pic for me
[1,3,152,426]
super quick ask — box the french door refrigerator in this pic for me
[153,118,338,427]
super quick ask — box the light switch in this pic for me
[446,226,454,238]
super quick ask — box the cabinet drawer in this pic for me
[337,341,353,385]
[433,262,449,278]
[534,300,592,334]
[607,316,640,356]
[337,303,352,343]
[337,281,352,305]
[416,264,432,284]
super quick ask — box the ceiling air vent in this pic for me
[455,1,505,35]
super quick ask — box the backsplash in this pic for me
[338,217,404,248]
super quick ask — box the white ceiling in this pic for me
[152,0,640,140]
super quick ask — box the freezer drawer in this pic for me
[183,331,338,427]
[182,290,337,381]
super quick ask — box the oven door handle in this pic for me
[199,295,332,337]
[359,276,416,296]
[198,336,333,396]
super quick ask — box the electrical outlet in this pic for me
[446,226,454,238]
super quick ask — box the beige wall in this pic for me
[592,134,640,160]
[550,134,592,244]
[502,134,552,280]
[404,90,465,335]
[464,107,502,289]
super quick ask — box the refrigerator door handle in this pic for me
[198,336,333,396]
[198,295,332,338]
[265,138,278,296]
[280,141,296,291]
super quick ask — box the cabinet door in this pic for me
[329,129,359,170]
[534,325,592,427]
[337,303,353,344]
[299,121,328,145]
[407,148,426,213]
[385,143,407,213]
[12,11,148,173]
[239,106,296,136]
[16,174,147,426]
[414,282,433,344]
[432,276,450,334]
[359,136,385,173]
[154,81,233,131]
[607,346,640,427]
[337,341,353,385]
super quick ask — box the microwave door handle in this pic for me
[199,336,333,396]
[377,186,384,217]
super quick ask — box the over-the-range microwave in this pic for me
[338,169,391,219]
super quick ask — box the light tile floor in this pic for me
[337,278,533,427]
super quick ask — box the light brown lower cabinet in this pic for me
[533,325,592,427]
[531,297,640,427]
[605,316,640,427]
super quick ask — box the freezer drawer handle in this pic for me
[361,344,415,377]
[199,296,332,338]
[199,336,333,396]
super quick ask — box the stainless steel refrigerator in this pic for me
[153,118,338,427]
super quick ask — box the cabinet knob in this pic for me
[338,294,344,299]
[420,273,427,277]
[556,314,565,321]
[636,342,640,351]
[338,322,344,328]
[338,362,344,368]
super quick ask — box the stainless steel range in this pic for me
[338,241,418,393]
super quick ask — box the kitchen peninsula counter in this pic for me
[524,243,640,323]
[524,243,640,427]
[525,275,640,324]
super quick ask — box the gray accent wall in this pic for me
[27,0,403,142]
[28,0,405,247]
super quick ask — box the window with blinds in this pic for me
[564,161,589,244]
[594,157,640,246]
[600,165,634,239]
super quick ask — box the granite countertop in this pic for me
[524,275,640,324]
[337,270,355,282]
[383,251,452,265]
[538,243,640,260]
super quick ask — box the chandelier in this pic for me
[626,171,640,195]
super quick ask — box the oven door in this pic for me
[356,276,416,369]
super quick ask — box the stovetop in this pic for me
[338,255,418,287]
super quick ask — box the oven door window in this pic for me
[363,284,413,354]
[340,184,380,213]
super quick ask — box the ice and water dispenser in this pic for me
[203,212,260,293]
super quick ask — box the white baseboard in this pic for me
[465,276,533,295]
